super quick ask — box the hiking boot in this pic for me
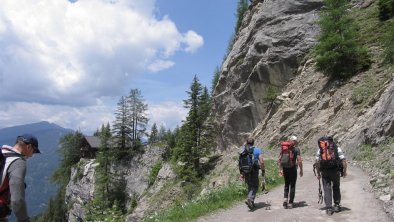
[326,207,334,216]
[334,204,341,212]
[245,199,254,210]
[287,203,293,209]
[283,198,288,209]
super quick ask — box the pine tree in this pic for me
[127,88,149,150]
[183,76,203,171]
[235,0,249,34]
[211,66,221,95]
[52,131,83,185]
[197,87,214,158]
[166,127,178,149]
[112,96,132,158]
[149,122,158,144]
[162,127,177,160]
[95,124,112,204]
[112,89,149,158]
[172,76,213,180]
[158,124,167,141]
[315,0,370,78]
[85,124,127,220]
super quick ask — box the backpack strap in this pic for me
[333,143,339,159]
[250,146,255,164]
[0,153,23,188]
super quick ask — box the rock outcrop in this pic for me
[66,159,97,222]
[65,146,166,221]
[213,0,324,150]
[126,163,178,222]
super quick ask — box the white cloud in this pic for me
[148,59,175,72]
[0,0,203,133]
[183,30,204,53]
[0,0,203,106]
[147,101,187,130]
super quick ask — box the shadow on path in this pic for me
[250,201,271,211]
[319,206,351,212]
[293,201,308,208]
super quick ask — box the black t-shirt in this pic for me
[291,147,301,163]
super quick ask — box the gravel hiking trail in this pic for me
[198,161,392,222]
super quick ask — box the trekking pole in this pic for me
[318,179,323,204]
[313,163,323,204]
[261,175,266,192]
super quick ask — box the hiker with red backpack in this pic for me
[0,134,41,222]
[238,137,265,210]
[314,135,347,216]
[278,135,303,209]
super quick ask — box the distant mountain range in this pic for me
[0,121,74,217]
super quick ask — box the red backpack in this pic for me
[0,148,23,217]
[279,141,295,168]
[318,136,339,169]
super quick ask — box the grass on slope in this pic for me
[142,159,283,222]
[350,2,394,107]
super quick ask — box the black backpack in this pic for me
[238,145,256,174]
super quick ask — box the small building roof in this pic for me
[85,136,100,148]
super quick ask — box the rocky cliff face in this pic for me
[213,0,324,150]
[213,0,393,154]
[212,0,394,156]
[126,162,178,222]
[66,159,96,222]
[65,146,167,221]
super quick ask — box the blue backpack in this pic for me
[238,145,256,174]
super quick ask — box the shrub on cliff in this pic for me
[314,0,370,78]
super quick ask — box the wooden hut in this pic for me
[80,136,100,158]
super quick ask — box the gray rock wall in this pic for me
[213,0,324,150]
[65,146,165,221]
[66,159,96,222]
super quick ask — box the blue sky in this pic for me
[0,0,238,134]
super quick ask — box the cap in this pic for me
[16,134,41,154]
[289,135,298,141]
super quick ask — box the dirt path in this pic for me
[198,161,392,222]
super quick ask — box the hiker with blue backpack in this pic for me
[238,137,265,210]
[314,135,348,216]
[278,135,303,209]
[0,134,41,222]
